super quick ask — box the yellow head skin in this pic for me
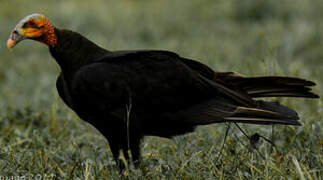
[7,13,56,50]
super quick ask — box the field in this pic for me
[0,0,322,179]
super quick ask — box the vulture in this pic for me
[7,13,319,170]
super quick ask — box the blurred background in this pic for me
[0,0,322,178]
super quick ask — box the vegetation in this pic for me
[0,0,322,179]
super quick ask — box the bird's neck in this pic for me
[36,18,57,47]
[49,28,109,74]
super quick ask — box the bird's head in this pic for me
[7,13,57,50]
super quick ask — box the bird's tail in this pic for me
[222,100,301,126]
[214,72,319,98]
[180,98,302,126]
[171,70,318,126]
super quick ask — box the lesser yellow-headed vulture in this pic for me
[7,13,319,170]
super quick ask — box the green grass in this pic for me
[0,0,322,179]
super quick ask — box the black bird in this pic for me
[7,13,319,169]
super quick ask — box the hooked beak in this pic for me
[7,29,25,50]
[7,38,17,50]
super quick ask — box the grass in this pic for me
[0,0,322,179]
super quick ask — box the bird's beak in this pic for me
[7,38,17,50]
[7,29,25,50]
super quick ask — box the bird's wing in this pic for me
[70,50,254,117]
[70,50,303,132]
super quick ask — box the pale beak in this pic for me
[7,29,24,50]
[7,38,17,50]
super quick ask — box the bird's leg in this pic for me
[126,135,142,168]
[130,134,142,167]
[93,115,129,171]
[108,142,126,171]
[108,133,129,171]
[122,129,142,168]
[94,112,142,170]
[130,146,141,168]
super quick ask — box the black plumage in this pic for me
[7,14,319,170]
[50,29,318,169]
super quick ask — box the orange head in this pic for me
[7,13,57,50]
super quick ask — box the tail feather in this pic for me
[232,76,316,87]
[248,86,319,98]
[224,117,300,126]
[176,99,301,126]
[233,77,318,98]
[169,71,318,127]
[213,73,319,99]
[223,100,300,126]
[250,91,318,98]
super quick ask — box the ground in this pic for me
[0,0,322,179]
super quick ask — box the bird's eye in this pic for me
[29,21,35,26]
